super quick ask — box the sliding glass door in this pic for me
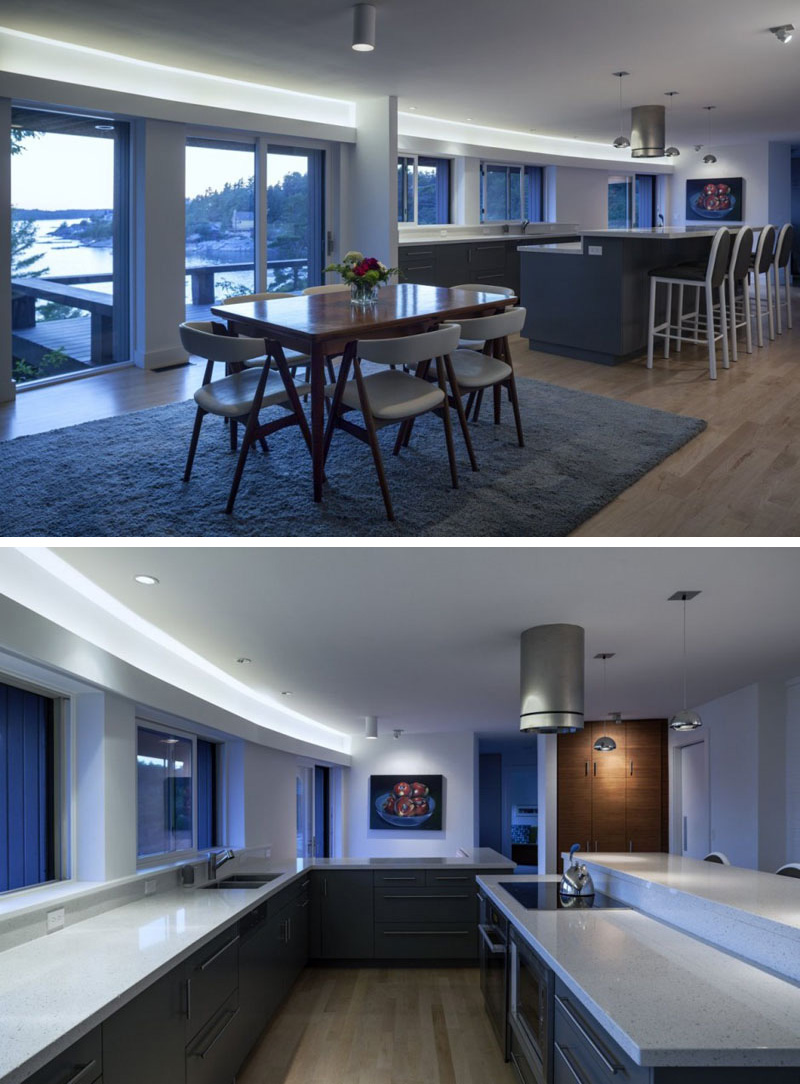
[10,107,130,386]
[266,146,324,291]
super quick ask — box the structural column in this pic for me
[131,119,187,369]
[342,96,398,269]
[0,97,15,402]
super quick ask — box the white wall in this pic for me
[669,141,792,228]
[345,732,477,857]
[226,739,297,859]
[553,166,609,229]
[343,97,398,268]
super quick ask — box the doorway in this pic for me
[296,764,331,859]
[674,739,709,858]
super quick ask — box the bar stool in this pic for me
[703,852,730,864]
[647,227,731,380]
[774,224,794,334]
[726,227,754,361]
[749,224,776,347]
[775,863,800,878]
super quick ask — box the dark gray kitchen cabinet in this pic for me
[373,885,477,923]
[398,245,437,286]
[233,902,273,1058]
[185,989,240,1084]
[23,1028,102,1084]
[102,970,185,1084]
[311,870,374,959]
[184,927,239,1043]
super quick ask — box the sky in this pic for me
[12,132,308,210]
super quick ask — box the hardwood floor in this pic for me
[236,966,516,1084]
[2,293,799,536]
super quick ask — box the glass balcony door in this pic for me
[266,146,324,291]
[10,107,130,386]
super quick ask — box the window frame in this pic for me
[135,720,198,867]
[397,154,452,226]
[481,161,543,223]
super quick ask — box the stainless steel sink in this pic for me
[200,873,281,890]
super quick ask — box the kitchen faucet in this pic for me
[207,847,235,880]
[520,219,530,234]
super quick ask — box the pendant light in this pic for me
[664,92,680,157]
[593,653,617,752]
[352,4,376,51]
[612,72,631,149]
[702,107,717,165]
[669,591,703,732]
[365,715,378,739]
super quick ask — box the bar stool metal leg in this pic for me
[664,282,673,358]
[647,278,657,369]
[705,282,717,379]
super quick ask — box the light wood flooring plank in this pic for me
[236,966,516,1084]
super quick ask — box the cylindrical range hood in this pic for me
[520,624,585,734]
[631,104,665,158]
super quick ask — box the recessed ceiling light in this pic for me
[94,123,115,131]
[160,738,179,745]
[134,574,159,585]
[281,690,293,697]
[407,105,417,111]
[236,657,252,664]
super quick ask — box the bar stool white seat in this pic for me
[775,863,800,878]
[647,227,731,380]
[749,224,777,347]
[773,224,794,334]
[703,852,731,864]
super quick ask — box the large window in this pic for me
[0,680,57,893]
[397,155,451,225]
[10,107,130,386]
[267,146,324,291]
[185,138,256,315]
[481,163,543,222]
[608,175,656,229]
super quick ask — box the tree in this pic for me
[11,129,48,279]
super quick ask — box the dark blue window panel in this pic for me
[0,682,54,893]
[197,739,217,851]
[525,166,544,222]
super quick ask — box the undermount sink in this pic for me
[200,873,281,890]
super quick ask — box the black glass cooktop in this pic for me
[499,882,629,910]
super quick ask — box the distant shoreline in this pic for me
[12,209,112,220]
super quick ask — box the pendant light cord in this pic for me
[682,598,688,710]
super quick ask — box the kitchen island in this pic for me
[519,228,721,365]
[478,856,800,1082]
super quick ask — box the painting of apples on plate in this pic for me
[369,775,444,830]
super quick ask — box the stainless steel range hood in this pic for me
[631,104,665,158]
[520,624,585,733]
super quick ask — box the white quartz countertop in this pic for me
[0,849,510,1084]
[399,230,579,247]
[479,874,800,1068]
[580,227,721,239]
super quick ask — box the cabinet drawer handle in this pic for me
[556,995,625,1074]
[593,761,597,776]
[185,978,192,1019]
[555,1043,585,1084]
[200,933,239,971]
[630,759,634,776]
[478,924,506,954]
[381,875,419,881]
[383,929,470,936]
[382,894,470,900]
[60,1060,98,1084]
[191,1007,239,1059]
[297,898,309,908]
[584,761,588,776]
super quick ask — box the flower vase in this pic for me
[350,280,379,307]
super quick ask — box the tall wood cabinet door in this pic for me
[590,723,627,852]
[557,730,593,860]
[625,720,664,852]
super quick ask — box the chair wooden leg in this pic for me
[493,384,501,425]
[353,359,395,521]
[506,370,525,448]
[271,345,315,462]
[183,406,206,482]
[229,418,238,452]
[225,363,272,515]
[465,390,477,418]
[443,353,478,472]
[436,357,459,490]
[473,389,485,421]
[393,419,413,456]
[322,347,354,466]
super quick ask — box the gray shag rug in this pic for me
[0,380,705,537]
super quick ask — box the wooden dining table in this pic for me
[211,283,518,503]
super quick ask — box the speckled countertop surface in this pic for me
[479,873,800,1068]
[0,850,512,1084]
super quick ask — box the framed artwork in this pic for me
[685,177,744,222]
[369,774,444,830]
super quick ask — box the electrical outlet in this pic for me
[439,229,447,237]
[144,879,157,896]
[588,245,603,256]
[264,846,272,859]
[46,908,65,933]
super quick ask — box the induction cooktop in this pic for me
[499,882,629,910]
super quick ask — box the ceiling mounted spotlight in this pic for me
[236,657,252,665]
[392,728,404,740]
[593,653,617,753]
[668,591,703,732]
[702,106,717,164]
[770,23,794,42]
[352,4,376,51]
[664,92,680,157]
[612,72,631,149]
[365,715,378,740]
[133,574,159,585]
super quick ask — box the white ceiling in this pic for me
[50,546,800,738]
[3,0,800,145]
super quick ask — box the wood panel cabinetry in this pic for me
[557,720,667,859]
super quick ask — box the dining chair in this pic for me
[302,284,350,295]
[703,852,730,864]
[451,284,515,348]
[439,306,527,447]
[322,324,472,521]
[179,321,312,515]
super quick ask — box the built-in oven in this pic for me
[509,928,554,1084]
[477,890,509,1058]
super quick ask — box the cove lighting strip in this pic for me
[3,548,350,754]
[0,27,355,129]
